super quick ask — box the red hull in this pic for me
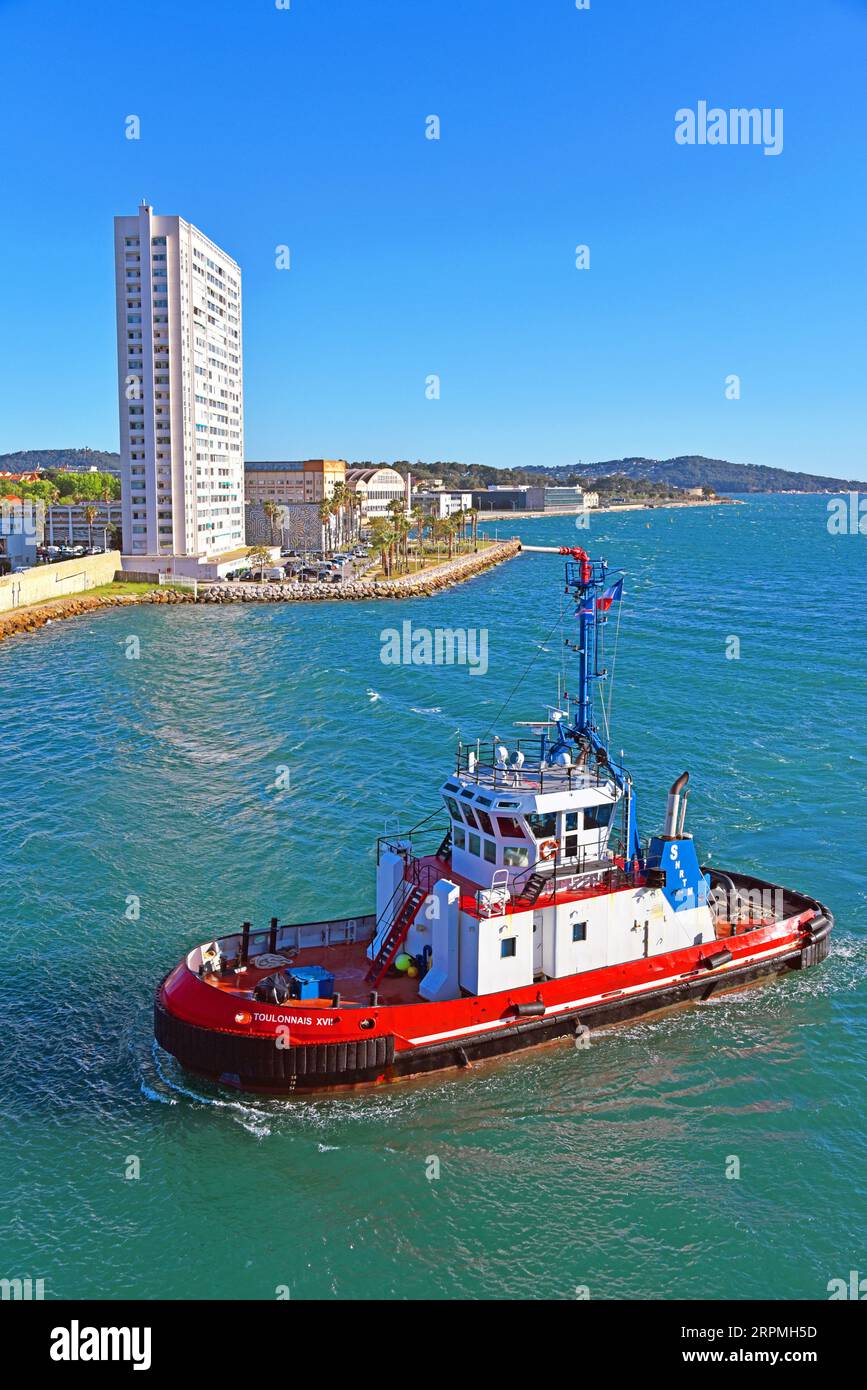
[155,874,832,1094]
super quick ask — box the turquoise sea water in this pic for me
[1,494,864,1301]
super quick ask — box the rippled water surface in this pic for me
[1,495,864,1299]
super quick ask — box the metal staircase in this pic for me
[365,881,429,989]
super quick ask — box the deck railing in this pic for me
[454,738,613,793]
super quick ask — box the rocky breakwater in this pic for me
[198,539,521,604]
[0,543,521,643]
[0,588,192,644]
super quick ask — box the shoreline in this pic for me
[0,539,521,646]
[478,497,741,521]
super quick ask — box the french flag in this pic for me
[596,579,623,612]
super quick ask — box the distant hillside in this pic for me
[561,456,865,494]
[5,450,860,494]
[0,448,121,472]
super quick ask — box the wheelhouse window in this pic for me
[483,838,497,864]
[527,811,557,840]
[503,845,530,867]
[443,795,461,820]
[585,802,615,830]
[495,815,523,838]
[500,937,517,958]
[452,825,466,850]
[461,804,481,830]
[476,809,495,835]
[468,832,481,857]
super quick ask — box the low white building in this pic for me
[414,490,472,519]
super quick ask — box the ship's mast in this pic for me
[558,547,612,754]
[556,547,641,865]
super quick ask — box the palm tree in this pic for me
[318,498,333,553]
[466,505,479,553]
[262,499,281,547]
[330,482,350,549]
[349,490,362,544]
[84,504,98,550]
[394,513,411,574]
[430,515,449,563]
[386,499,407,574]
[368,517,394,576]
[410,506,426,569]
[444,513,458,560]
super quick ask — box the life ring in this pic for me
[539,839,559,861]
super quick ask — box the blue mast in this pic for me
[554,547,641,866]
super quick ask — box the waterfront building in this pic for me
[113,203,244,574]
[469,485,598,513]
[244,459,345,505]
[345,466,407,520]
[45,502,122,549]
[471,486,542,511]
[542,485,588,510]
[415,490,473,519]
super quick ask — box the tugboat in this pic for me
[155,548,833,1094]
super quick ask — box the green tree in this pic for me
[246,545,272,580]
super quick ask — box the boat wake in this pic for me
[143,1043,274,1137]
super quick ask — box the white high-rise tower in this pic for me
[114,203,244,570]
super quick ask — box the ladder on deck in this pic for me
[435,828,452,860]
[522,871,549,905]
[366,882,428,990]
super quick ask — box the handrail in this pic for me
[370,856,440,946]
[376,823,449,865]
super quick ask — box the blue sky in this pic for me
[1,0,865,476]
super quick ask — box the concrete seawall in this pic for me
[0,550,121,613]
[0,540,521,645]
